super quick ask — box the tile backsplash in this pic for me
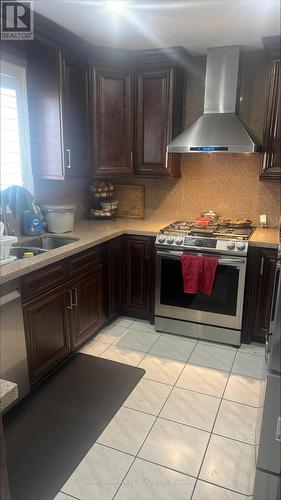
[34,178,89,222]
[136,154,280,227]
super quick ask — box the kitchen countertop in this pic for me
[248,228,280,248]
[0,219,279,285]
[0,379,18,412]
[0,218,168,285]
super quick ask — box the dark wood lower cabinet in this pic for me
[123,235,155,321]
[70,266,103,349]
[108,237,122,320]
[22,235,154,384]
[23,285,71,384]
[22,248,104,384]
[242,245,277,343]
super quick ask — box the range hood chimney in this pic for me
[167,46,257,153]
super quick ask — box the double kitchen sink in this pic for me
[10,236,79,259]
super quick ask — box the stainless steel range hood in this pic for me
[167,46,257,153]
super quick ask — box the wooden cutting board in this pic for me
[114,185,145,219]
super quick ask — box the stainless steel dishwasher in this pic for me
[0,280,30,409]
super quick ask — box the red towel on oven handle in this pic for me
[199,256,219,295]
[181,254,202,294]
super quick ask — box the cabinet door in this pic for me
[70,266,103,348]
[123,236,154,320]
[135,67,174,177]
[255,248,277,337]
[260,57,281,181]
[60,52,89,177]
[27,42,64,179]
[108,237,122,319]
[136,68,174,175]
[23,286,71,384]
[242,246,277,342]
[91,67,134,176]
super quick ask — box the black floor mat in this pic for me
[3,353,145,500]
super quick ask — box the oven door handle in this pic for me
[219,258,246,264]
[157,250,245,265]
[157,250,183,257]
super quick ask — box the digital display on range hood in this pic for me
[190,146,229,152]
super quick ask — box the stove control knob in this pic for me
[175,236,183,245]
[237,242,246,251]
[167,236,175,244]
[194,239,203,246]
[227,241,235,250]
[158,235,166,244]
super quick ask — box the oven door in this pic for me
[155,249,247,330]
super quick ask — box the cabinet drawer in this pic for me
[21,261,67,302]
[67,246,102,278]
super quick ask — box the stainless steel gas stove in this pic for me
[155,221,253,346]
[156,220,253,256]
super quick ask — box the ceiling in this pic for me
[33,0,280,55]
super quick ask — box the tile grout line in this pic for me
[190,347,239,499]
[94,441,136,458]
[101,324,164,363]
[191,348,260,498]
[97,440,254,500]
[112,336,195,500]
[111,417,157,500]
[136,329,166,363]
[95,322,261,497]
[67,322,262,499]
[59,491,80,500]
[122,400,259,446]
[111,337,200,498]
[193,477,254,499]
[136,330,199,367]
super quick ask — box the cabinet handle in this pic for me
[66,149,71,169]
[73,288,78,307]
[145,244,150,260]
[66,289,73,309]
[130,151,133,167]
[260,256,265,275]
[276,417,281,442]
[165,150,168,169]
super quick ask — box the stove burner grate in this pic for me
[160,221,253,240]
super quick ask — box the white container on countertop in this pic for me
[42,204,76,233]
[0,235,18,260]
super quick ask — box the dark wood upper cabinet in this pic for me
[60,52,89,177]
[89,49,187,179]
[135,65,182,178]
[27,42,89,179]
[27,42,64,179]
[90,66,134,177]
[260,36,281,181]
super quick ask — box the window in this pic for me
[0,60,33,193]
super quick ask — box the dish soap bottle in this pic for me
[22,210,43,236]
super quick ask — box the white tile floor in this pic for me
[54,318,266,500]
